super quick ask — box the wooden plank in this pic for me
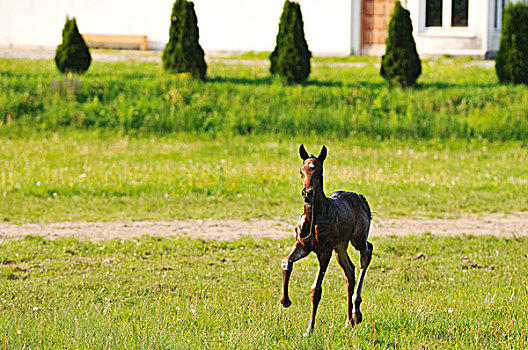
[82,34,148,51]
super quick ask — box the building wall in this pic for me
[0,0,511,56]
[0,0,353,55]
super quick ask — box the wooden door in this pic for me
[361,0,397,48]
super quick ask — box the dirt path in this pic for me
[1,212,527,242]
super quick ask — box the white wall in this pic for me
[0,0,353,54]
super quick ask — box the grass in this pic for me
[1,55,527,349]
[1,57,528,140]
[0,234,527,349]
[0,133,527,223]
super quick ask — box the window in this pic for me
[451,0,468,26]
[426,0,443,26]
[425,0,469,28]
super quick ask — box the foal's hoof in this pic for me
[352,311,363,325]
[280,298,292,308]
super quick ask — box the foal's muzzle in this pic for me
[302,188,313,203]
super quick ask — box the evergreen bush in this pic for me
[495,2,528,85]
[54,17,91,75]
[380,1,421,87]
[162,0,206,80]
[270,1,311,83]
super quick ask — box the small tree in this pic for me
[270,0,311,83]
[55,17,91,75]
[380,1,421,87]
[495,2,528,85]
[162,0,206,80]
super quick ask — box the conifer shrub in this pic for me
[54,17,91,75]
[495,2,528,85]
[162,0,206,80]
[380,1,421,87]
[270,1,311,83]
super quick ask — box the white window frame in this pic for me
[419,0,475,37]
[493,0,506,34]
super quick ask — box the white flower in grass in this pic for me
[36,181,41,186]
[79,173,87,179]
[33,306,39,311]
[448,307,453,314]
[17,330,21,334]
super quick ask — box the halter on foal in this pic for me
[280,145,374,334]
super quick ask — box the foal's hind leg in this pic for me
[334,243,356,328]
[352,241,373,325]
[280,241,310,308]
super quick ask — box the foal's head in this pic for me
[299,144,327,203]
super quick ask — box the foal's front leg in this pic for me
[306,250,332,334]
[280,241,310,308]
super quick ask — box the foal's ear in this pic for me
[317,145,327,163]
[299,144,309,161]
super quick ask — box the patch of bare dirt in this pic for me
[1,212,527,242]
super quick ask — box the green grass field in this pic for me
[1,56,528,349]
[1,234,527,349]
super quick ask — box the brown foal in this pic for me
[280,145,374,334]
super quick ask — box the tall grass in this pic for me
[1,58,527,140]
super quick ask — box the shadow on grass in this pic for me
[415,81,499,90]
[207,76,273,86]
[208,76,388,89]
[87,71,155,80]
